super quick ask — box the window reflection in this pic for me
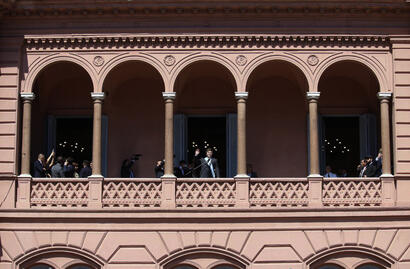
[318,265,344,269]
[357,265,383,269]
[29,265,55,269]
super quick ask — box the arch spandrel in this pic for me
[23,53,98,93]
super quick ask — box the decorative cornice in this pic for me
[24,34,391,50]
[1,1,409,19]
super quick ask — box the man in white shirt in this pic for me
[324,165,337,178]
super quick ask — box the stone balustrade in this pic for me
[15,177,396,209]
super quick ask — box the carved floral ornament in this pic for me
[164,55,176,66]
[93,56,104,67]
[235,55,247,66]
[307,55,319,66]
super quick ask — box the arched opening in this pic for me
[163,251,245,269]
[31,61,94,177]
[18,249,101,269]
[102,60,165,177]
[246,60,309,177]
[174,60,237,177]
[309,249,391,269]
[318,60,381,177]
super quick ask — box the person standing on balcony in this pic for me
[80,160,92,178]
[51,156,65,178]
[33,153,47,177]
[63,157,75,177]
[198,148,220,178]
[324,165,337,178]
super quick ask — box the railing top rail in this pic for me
[176,178,236,182]
[104,178,161,182]
[249,178,308,182]
[32,178,90,182]
[322,177,381,182]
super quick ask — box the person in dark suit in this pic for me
[174,160,190,178]
[33,153,46,177]
[63,157,75,177]
[80,160,92,178]
[359,157,376,177]
[51,156,64,178]
[198,148,220,178]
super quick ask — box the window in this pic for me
[213,265,238,269]
[29,265,55,269]
[357,265,383,269]
[67,265,94,269]
[173,266,198,269]
[318,265,344,269]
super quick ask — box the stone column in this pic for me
[91,92,105,176]
[378,92,393,176]
[307,92,322,207]
[378,92,395,206]
[235,92,249,208]
[307,92,321,176]
[161,92,176,208]
[235,92,248,177]
[162,92,176,178]
[17,92,35,208]
[20,92,35,176]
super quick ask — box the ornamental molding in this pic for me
[2,1,409,18]
[24,34,391,50]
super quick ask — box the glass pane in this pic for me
[68,265,93,269]
[173,266,197,269]
[318,265,343,269]
[357,265,382,269]
[213,266,237,269]
[30,265,55,269]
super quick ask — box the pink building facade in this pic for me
[0,1,410,268]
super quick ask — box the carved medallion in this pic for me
[307,55,319,66]
[235,55,247,66]
[164,55,176,66]
[93,56,104,67]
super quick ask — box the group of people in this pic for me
[154,148,220,178]
[323,150,383,178]
[33,151,92,178]
[357,150,383,178]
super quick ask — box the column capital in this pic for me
[306,92,320,100]
[162,92,176,100]
[235,92,248,100]
[91,92,105,100]
[377,92,392,100]
[20,92,35,101]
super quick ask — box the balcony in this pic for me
[18,176,395,209]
